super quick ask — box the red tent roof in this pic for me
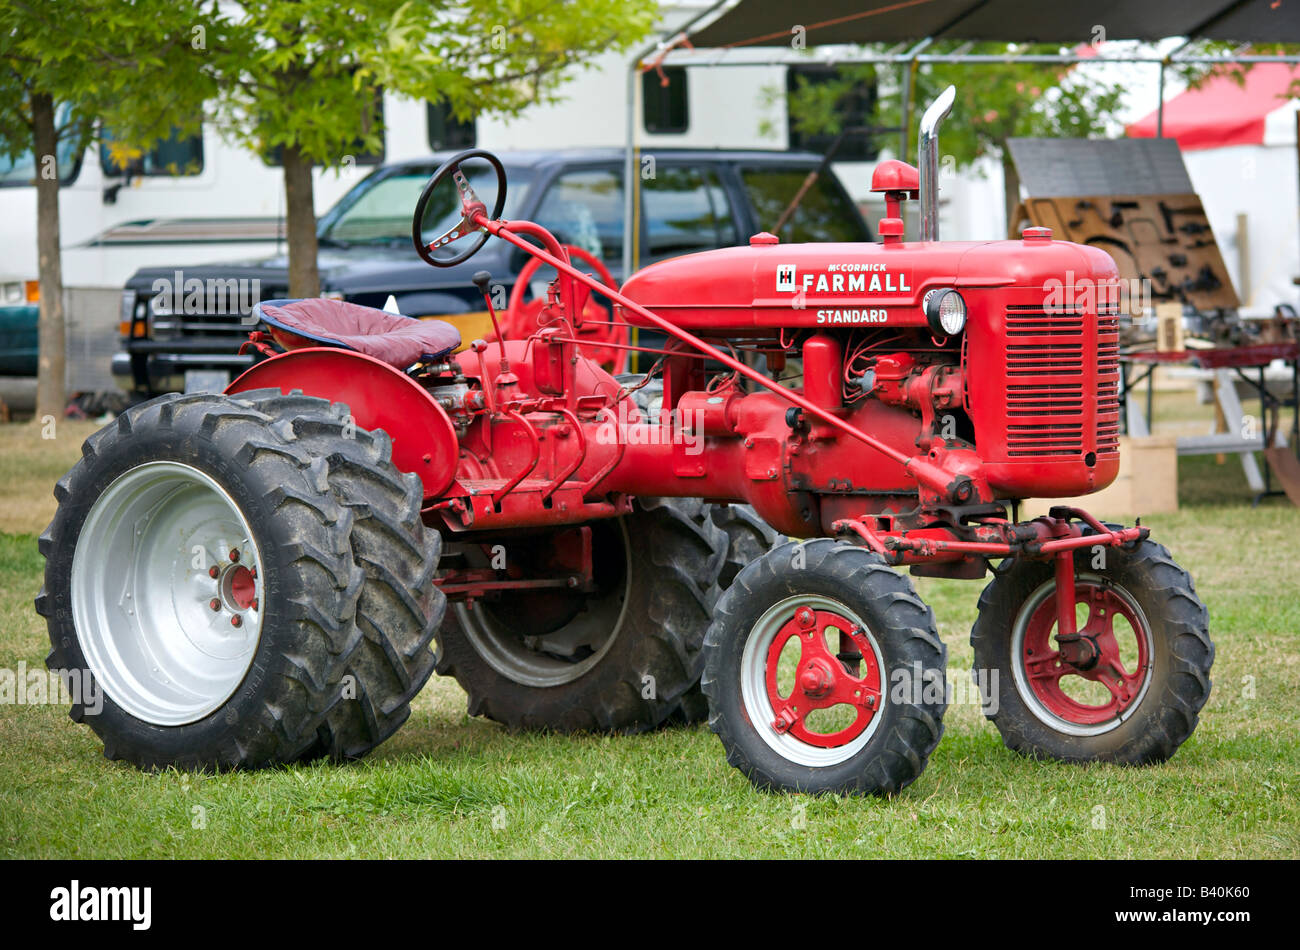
[1128,63,1300,150]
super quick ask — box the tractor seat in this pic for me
[254,298,461,369]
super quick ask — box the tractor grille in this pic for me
[1003,305,1119,459]
[1096,311,1121,456]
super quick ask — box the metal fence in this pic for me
[64,287,120,393]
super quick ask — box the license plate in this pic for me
[183,370,230,393]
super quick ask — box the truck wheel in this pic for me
[969,537,1213,764]
[702,539,947,795]
[229,390,443,759]
[436,498,727,733]
[37,393,367,769]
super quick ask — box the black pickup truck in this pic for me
[113,148,872,395]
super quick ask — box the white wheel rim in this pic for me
[1010,573,1155,737]
[455,520,630,688]
[71,461,264,726]
[740,594,887,768]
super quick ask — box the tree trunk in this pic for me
[1001,148,1022,238]
[282,145,320,298]
[32,92,66,422]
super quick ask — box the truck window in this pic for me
[643,165,736,261]
[323,162,530,246]
[534,167,623,262]
[740,167,870,244]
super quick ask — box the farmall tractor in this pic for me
[39,89,1212,795]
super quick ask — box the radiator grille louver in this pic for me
[1096,314,1121,454]
[1003,305,1120,459]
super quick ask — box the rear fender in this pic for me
[226,347,458,500]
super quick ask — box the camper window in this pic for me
[99,126,204,178]
[643,66,689,135]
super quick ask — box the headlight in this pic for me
[924,288,966,337]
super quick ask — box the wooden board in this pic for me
[1264,447,1300,507]
[1011,193,1239,311]
[1155,301,1185,352]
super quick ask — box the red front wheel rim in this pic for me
[1015,576,1154,732]
[763,605,882,749]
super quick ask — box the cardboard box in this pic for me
[1155,302,1185,353]
[1020,435,1178,520]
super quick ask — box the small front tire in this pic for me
[970,537,1213,764]
[702,539,947,795]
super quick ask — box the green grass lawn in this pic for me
[1,417,1297,858]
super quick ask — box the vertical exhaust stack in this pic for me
[918,85,956,242]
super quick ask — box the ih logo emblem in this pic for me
[776,264,796,292]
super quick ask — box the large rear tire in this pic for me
[614,373,785,724]
[37,393,368,769]
[667,504,783,724]
[436,498,728,733]
[230,390,443,760]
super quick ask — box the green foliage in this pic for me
[207,0,659,169]
[777,43,1127,172]
[1,0,659,310]
[778,40,1300,172]
[197,0,656,293]
[0,0,213,167]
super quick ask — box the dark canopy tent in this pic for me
[688,0,1300,47]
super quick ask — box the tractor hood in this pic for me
[616,236,1112,333]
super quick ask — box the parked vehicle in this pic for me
[0,286,38,376]
[114,148,871,394]
[41,90,1211,796]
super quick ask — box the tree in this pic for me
[0,0,213,421]
[777,43,1130,232]
[204,0,658,297]
[779,43,1300,233]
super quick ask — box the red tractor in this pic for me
[39,89,1212,794]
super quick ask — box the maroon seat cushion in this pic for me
[256,298,461,368]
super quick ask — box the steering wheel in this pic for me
[412,149,507,268]
[503,245,629,374]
